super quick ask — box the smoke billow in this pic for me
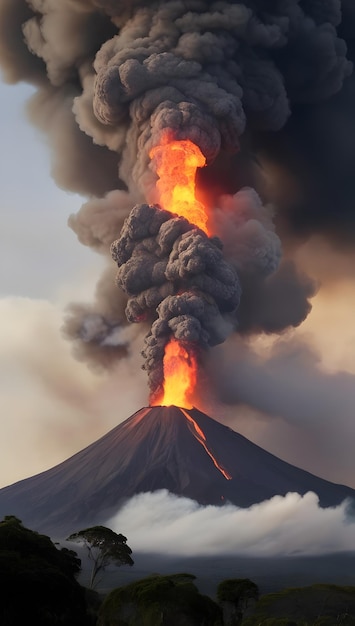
[111,202,240,396]
[0,0,353,395]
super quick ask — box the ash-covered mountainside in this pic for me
[0,406,354,537]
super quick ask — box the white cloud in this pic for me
[107,489,355,558]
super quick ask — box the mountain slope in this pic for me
[0,406,353,537]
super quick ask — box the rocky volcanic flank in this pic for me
[0,406,354,537]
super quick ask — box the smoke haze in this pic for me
[201,334,355,487]
[0,294,146,488]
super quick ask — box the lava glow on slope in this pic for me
[180,408,232,480]
[150,138,208,234]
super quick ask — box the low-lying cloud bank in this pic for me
[107,489,355,558]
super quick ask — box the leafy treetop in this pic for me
[217,578,259,605]
[0,515,80,576]
[67,525,133,588]
[98,573,223,625]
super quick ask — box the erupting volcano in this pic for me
[150,138,208,234]
[111,136,240,405]
[2,0,355,544]
[0,404,354,538]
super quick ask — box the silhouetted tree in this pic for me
[0,515,81,576]
[0,515,89,625]
[67,525,134,588]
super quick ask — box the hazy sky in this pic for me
[0,78,147,488]
[1,72,355,501]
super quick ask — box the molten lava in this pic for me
[158,339,197,409]
[150,138,208,234]
[149,138,209,407]
[180,408,232,480]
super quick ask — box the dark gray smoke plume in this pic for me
[1,0,353,394]
[111,203,240,397]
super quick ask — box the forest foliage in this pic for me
[2,515,355,625]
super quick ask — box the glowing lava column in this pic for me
[150,138,207,407]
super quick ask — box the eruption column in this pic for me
[151,137,207,407]
[111,139,241,406]
[0,0,347,406]
[150,138,208,234]
[158,339,197,408]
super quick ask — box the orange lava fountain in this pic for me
[149,138,209,408]
[150,138,208,234]
[158,339,197,408]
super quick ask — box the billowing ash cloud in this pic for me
[111,203,240,396]
[0,0,353,388]
[0,0,352,200]
[208,187,317,333]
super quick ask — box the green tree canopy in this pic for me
[217,578,259,606]
[0,515,80,576]
[0,515,88,625]
[67,525,134,588]
[98,573,223,625]
[217,577,259,625]
[241,584,355,626]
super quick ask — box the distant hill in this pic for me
[243,583,355,625]
[0,405,354,537]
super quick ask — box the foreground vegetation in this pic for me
[2,515,355,625]
[242,584,355,625]
[0,515,90,624]
[98,573,224,625]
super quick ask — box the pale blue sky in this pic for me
[0,79,98,299]
[0,78,136,489]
